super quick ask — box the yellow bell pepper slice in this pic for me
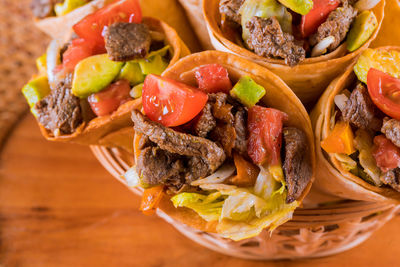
[321,121,355,155]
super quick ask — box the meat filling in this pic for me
[31,0,62,19]
[132,111,226,188]
[219,0,244,25]
[282,127,312,203]
[246,16,306,66]
[35,76,83,135]
[380,168,400,192]
[381,118,400,148]
[342,83,382,131]
[310,4,357,52]
[104,22,151,61]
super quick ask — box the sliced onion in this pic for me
[123,167,141,187]
[199,183,237,192]
[311,36,335,57]
[334,94,349,112]
[354,0,381,12]
[46,39,63,87]
[191,163,236,186]
[149,31,165,42]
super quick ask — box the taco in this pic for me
[123,51,315,241]
[22,1,189,151]
[203,0,385,103]
[31,0,202,52]
[311,46,400,203]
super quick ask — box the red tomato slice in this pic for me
[73,0,142,50]
[300,0,340,38]
[88,79,132,117]
[195,64,232,93]
[62,38,98,72]
[372,135,400,172]
[140,185,164,216]
[247,105,288,165]
[367,68,400,120]
[142,74,208,127]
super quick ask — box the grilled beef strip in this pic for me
[282,127,312,203]
[380,168,400,192]
[381,118,400,148]
[104,22,151,61]
[342,83,383,131]
[35,75,83,135]
[245,16,306,66]
[309,3,357,52]
[219,0,244,25]
[31,0,62,19]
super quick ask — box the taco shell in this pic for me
[34,0,201,52]
[203,0,385,104]
[38,17,189,151]
[132,50,316,233]
[310,46,400,203]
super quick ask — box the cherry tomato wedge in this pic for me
[367,68,400,121]
[140,185,164,216]
[88,79,132,117]
[73,0,142,50]
[300,0,340,38]
[372,135,400,172]
[247,105,288,165]
[62,38,98,72]
[142,74,208,127]
[195,64,232,93]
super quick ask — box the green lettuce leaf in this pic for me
[171,166,299,241]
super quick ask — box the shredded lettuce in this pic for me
[171,192,226,222]
[239,0,292,43]
[354,129,382,185]
[171,166,299,241]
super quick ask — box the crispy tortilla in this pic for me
[34,0,201,52]
[37,17,190,151]
[310,46,400,203]
[132,50,316,233]
[203,0,385,104]
[372,0,400,47]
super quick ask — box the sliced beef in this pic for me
[342,83,382,131]
[219,0,244,25]
[30,0,61,19]
[246,16,306,66]
[194,102,216,138]
[136,146,185,188]
[35,77,82,135]
[132,110,226,173]
[380,168,400,192]
[310,4,357,52]
[104,22,151,61]
[187,157,210,183]
[282,127,312,203]
[381,118,400,148]
[233,107,247,155]
[208,93,247,155]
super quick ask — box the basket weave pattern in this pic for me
[91,146,398,260]
[0,0,49,147]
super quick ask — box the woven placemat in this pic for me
[0,0,49,149]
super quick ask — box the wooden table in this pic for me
[0,114,399,266]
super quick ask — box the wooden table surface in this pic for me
[0,114,399,266]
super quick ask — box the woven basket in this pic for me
[92,145,399,260]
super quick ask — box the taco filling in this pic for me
[23,0,171,136]
[321,48,400,192]
[31,0,95,19]
[218,0,380,66]
[125,64,312,240]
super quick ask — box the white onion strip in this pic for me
[334,94,349,112]
[355,0,381,12]
[311,36,335,57]
[191,163,236,186]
